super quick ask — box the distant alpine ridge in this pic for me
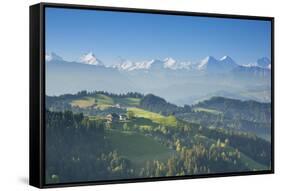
[45,51,271,73]
[45,51,271,104]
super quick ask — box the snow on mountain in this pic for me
[197,56,238,73]
[219,56,238,70]
[243,57,271,69]
[219,56,236,65]
[114,55,270,73]
[114,59,154,71]
[79,52,103,66]
[163,57,176,69]
[163,57,192,70]
[114,60,134,70]
[45,52,63,62]
[241,63,256,68]
[115,56,239,72]
[149,59,166,70]
[115,57,193,71]
[46,52,270,76]
[132,60,155,70]
[197,56,218,70]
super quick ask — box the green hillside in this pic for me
[106,129,175,165]
[70,93,141,109]
[127,107,177,127]
[114,97,140,106]
[70,94,114,109]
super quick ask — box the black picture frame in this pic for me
[30,2,275,189]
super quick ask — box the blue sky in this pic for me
[45,7,271,65]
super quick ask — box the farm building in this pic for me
[106,113,119,123]
[119,114,127,121]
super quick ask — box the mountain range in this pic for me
[46,52,271,72]
[45,52,271,105]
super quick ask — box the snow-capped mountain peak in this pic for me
[115,57,194,71]
[197,56,217,70]
[163,57,176,68]
[79,52,103,66]
[45,52,63,62]
[197,56,237,72]
[220,55,233,62]
[163,57,192,70]
[220,55,228,60]
[219,56,237,66]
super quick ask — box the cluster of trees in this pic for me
[140,94,191,116]
[138,143,246,178]
[46,96,72,111]
[176,109,271,141]
[75,90,144,99]
[203,128,271,166]
[46,110,135,183]
[196,96,271,123]
[72,106,126,117]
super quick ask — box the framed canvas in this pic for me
[30,2,274,188]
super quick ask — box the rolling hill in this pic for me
[45,90,272,183]
[106,129,176,165]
